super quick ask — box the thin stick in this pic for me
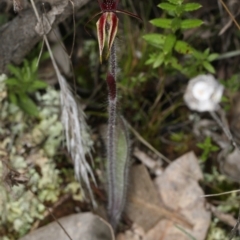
[201,189,240,198]
[28,188,73,240]
[68,0,76,58]
[210,111,240,151]
[218,0,240,30]
[126,121,171,164]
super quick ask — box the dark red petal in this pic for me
[106,12,119,59]
[96,13,107,63]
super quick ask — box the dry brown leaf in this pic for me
[151,151,211,240]
[125,165,192,233]
[116,223,145,240]
[35,0,68,36]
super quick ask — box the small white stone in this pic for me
[184,74,224,112]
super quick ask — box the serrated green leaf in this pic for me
[158,3,177,11]
[180,19,203,29]
[175,40,193,54]
[150,18,172,29]
[183,3,202,11]
[142,33,166,47]
[203,61,215,74]
[163,34,176,55]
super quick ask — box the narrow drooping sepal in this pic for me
[116,9,143,22]
[107,13,119,59]
[96,13,107,63]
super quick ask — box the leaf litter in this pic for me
[117,152,210,240]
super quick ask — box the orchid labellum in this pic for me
[88,0,142,62]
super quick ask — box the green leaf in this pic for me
[163,34,176,55]
[175,40,193,54]
[192,50,204,60]
[7,65,22,80]
[31,58,39,73]
[145,53,158,65]
[183,3,202,11]
[9,93,17,104]
[168,56,182,70]
[5,78,19,86]
[203,61,215,74]
[180,19,203,29]
[211,146,219,151]
[153,53,164,68]
[28,80,48,92]
[171,18,181,31]
[168,0,183,5]
[204,48,210,56]
[158,3,177,11]
[175,5,185,16]
[18,94,39,116]
[142,34,166,47]
[150,18,172,29]
[208,53,219,62]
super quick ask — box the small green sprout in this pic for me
[197,136,219,162]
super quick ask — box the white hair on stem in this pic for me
[30,0,96,206]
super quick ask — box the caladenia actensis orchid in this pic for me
[90,0,141,230]
[93,0,142,62]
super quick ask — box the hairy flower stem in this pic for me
[106,42,118,229]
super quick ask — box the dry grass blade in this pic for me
[30,0,96,206]
[59,74,96,204]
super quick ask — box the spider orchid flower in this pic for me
[87,0,142,63]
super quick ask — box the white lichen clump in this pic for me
[184,74,224,112]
